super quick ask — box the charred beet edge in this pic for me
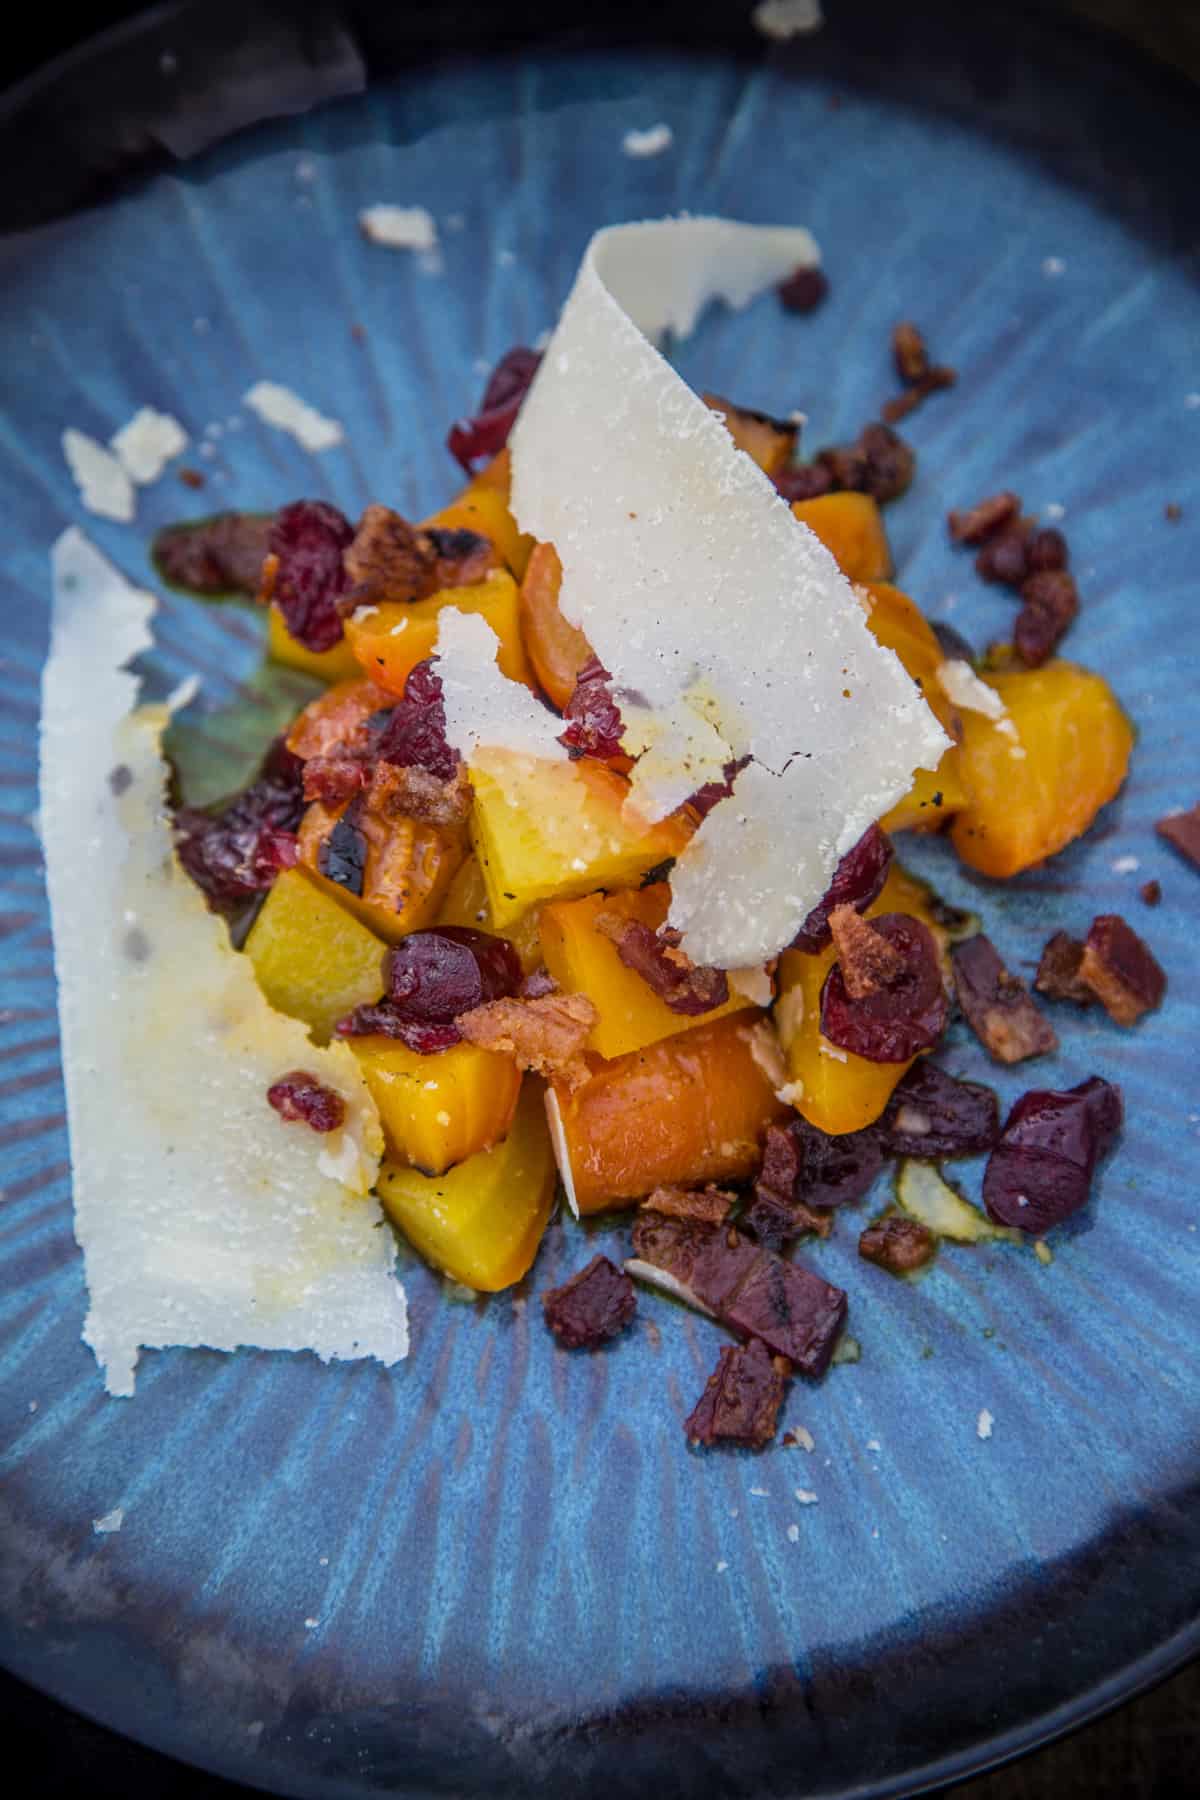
[175,738,304,915]
[373,659,460,782]
[153,511,275,596]
[336,927,521,1053]
[880,1062,1000,1159]
[266,1071,345,1134]
[983,1076,1123,1233]
[685,1338,790,1448]
[598,916,729,1016]
[629,1214,847,1377]
[820,913,948,1063]
[951,933,1058,1064]
[789,823,893,954]
[266,500,354,653]
[559,656,625,761]
[542,1255,636,1349]
[318,807,368,897]
[858,1214,936,1274]
[446,346,542,474]
[745,1117,883,1250]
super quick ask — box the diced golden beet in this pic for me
[422,475,533,580]
[951,660,1133,878]
[267,603,361,684]
[436,854,543,975]
[792,493,892,582]
[244,867,387,1041]
[285,675,389,760]
[857,581,963,833]
[881,751,969,834]
[539,884,753,1059]
[469,750,692,929]
[344,571,529,698]
[704,393,796,475]
[376,1079,554,1290]
[350,1034,522,1175]
[518,542,592,708]
[297,798,465,942]
[548,1014,789,1212]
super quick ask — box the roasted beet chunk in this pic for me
[154,511,275,596]
[777,265,828,313]
[596,914,729,1015]
[175,739,304,914]
[559,656,625,761]
[1077,914,1166,1025]
[373,659,460,782]
[880,1062,999,1159]
[446,346,542,474]
[685,1338,790,1448]
[859,1214,936,1274]
[266,500,354,653]
[542,1254,636,1349]
[746,1117,883,1249]
[983,1076,1123,1233]
[1156,803,1200,871]
[790,823,893,953]
[722,1255,847,1377]
[821,913,948,1063]
[951,933,1058,1064]
[267,1070,345,1133]
[1014,569,1079,667]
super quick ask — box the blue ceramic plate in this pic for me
[2,5,1199,1796]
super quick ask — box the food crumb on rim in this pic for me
[794,1488,819,1505]
[977,1407,995,1440]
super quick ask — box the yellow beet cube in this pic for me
[244,867,386,1041]
[436,854,543,975]
[792,492,892,582]
[376,1079,555,1290]
[421,476,533,580]
[349,1035,522,1175]
[267,603,361,684]
[539,884,753,1060]
[469,750,692,929]
[344,571,529,698]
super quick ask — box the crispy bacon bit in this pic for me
[266,1070,345,1133]
[1077,914,1166,1025]
[367,759,473,827]
[685,1338,790,1448]
[154,511,275,595]
[1014,569,1079,666]
[446,346,542,474]
[880,1062,999,1159]
[777,422,916,507]
[948,491,1021,545]
[859,1215,936,1274]
[1166,502,1183,522]
[1034,931,1093,1006]
[893,321,930,384]
[177,467,205,490]
[1156,803,1200,871]
[1140,879,1162,907]
[595,913,730,1016]
[344,506,494,604]
[983,1075,1122,1233]
[821,914,948,1063]
[703,393,797,476]
[827,903,905,998]
[790,823,893,953]
[640,1185,735,1226]
[880,369,956,425]
[559,656,625,761]
[425,526,495,589]
[264,500,355,653]
[335,1005,460,1055]
[951,933,1058,1064]
[778,265,829,313]
[745,1117,883,1249]
[456,991,597,1087]
[542,1254,636,1349]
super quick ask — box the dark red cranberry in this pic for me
[559,656,625,761]
[790,824,893,954]
[335,1004,463,1054]
[446,347,542,474]
[982,1076,1122,1233]
[975,528,1030,588]
[175,739,305,914]
[947,491,1021,545]
[778,265,829,313]
[268,500,354,653]
[774,463,835,502]
[1026,526,1069,572]
[374,659,460,782]
[686,757,749,820]
[820,913,948,1062]
[383,926,522,1022]
[267,1070,345,1133]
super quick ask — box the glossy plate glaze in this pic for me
[1,5,1198,1796]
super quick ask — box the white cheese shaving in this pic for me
[977,1408,994,1440]
[743,1019,787,1089]
[62,429,135,522]
[544,1089,579,1218]
[510,218,947,967]
[728,964,774,1007]
[110,408,189,483]
[436,610,567,761]
[937,658,1007,721]
[92,1507,124,1534]
[622,123,673,158]
[359,204,438,252]
[753,0,824,39]
[41,530,408,1397]
[243,382,344,452]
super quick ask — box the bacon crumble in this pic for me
[456,990,597,1087]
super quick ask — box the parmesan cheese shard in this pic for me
[509,218,948,968]
[435,610,566,761]
[243,381,344,452]
[41,529,408,1397]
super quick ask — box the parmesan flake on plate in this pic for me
[110,407,189,484]
[359,204,438,252]
[62,429,136,523]
[41,530,408,1396]
[243,381,344,452]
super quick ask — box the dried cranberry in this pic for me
[1014,569,1079,666]
[1026,526,1069,572]
[947,491,1021,545]
[335,1004,463,1054]
[854,422,916,504]
[559,656,625,761]
[687,756,749,821]
[982,1075,1122,1233]
[542,1255,636,1349]
[373,659,460,782]
[975,528,1030,588]
[383,926,522,1022]
[893,321,930,384]
[267,1070,345,1133]
[777,265,829,313]
[267,500,354,653]
[774,463,835,503]
[446,347,542,474]
[880,1062,999,1158]
[756,1116,884,1215]
[790,824,893,953]
[820,913,948,1062]
[175,739,305,914]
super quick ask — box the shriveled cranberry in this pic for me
[1026,526,1069,572]
[975,528,1030,588]
[687,756,750,820]
[778,265,829,313]
[820,913,948,1062]
[746,1116,883,1248]
[948,491,1021,545]
[982,1075,1122,1233]
[446,347,542,474]
[774,463,835,502]
[267,1070,345,1133]
[335,1005,462,1054]
[383,926,522,1022]
[880,1062,999,1158]
[790,824,893,954]
[559,656,625,760]
[374,659,460,782]
[267,500,354,653]
[175,739,305,914]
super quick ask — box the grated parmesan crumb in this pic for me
[1111,855,1140,874]
[359,204,438,253]
[1042,256,1066,277]
[62,430,135,523]
[243,382,344,452]
[977,1408,994,1440]
[794,1488,818,1505]
[786,1523,800,1543]
[716,1560,729,1573]
[111,408,188,485]
[92,1507,124,1534]
[748,1485,769,1497]
[622,123,674,158]
[752,0,824,39]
